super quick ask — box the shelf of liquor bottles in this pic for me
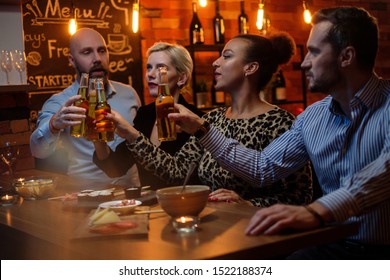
[185,44,224,108]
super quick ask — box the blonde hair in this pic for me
[147,42,193,87]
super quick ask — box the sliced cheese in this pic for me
[89,207,109,223]
[92,210,121,225]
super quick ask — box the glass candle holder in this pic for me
[172,216,199,233]
[1,194,17,206]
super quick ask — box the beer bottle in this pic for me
[155,66,176,141]
[84,77,99,141]
[70,73,89,137]
[95,77,115,142]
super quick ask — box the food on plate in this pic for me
[89,221,138,234]
[98,199,142,215]
[88,208,138,234]
[77,189,114,202]
[110,199,136,207]
[89,208,120,225]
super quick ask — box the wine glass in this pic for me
[11,50,26,84]
[0,50,13,84]
[0,141,19,177]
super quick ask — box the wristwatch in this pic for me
[194,120,210,139]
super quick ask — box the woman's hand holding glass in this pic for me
[98,110,140,142]
[169,104,205,134]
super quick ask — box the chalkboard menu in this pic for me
[22,0,143,100]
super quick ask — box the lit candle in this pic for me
[172,216,199,233]
[1,194,15,206]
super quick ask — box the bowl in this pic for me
[99,199,142,215]
[156,185,210,217]
[124,187,141,199]
[13,176,56,200]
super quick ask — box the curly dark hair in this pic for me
[235,32,295,92]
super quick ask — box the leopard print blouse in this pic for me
[126,106,313,207]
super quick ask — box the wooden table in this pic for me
[0,169,359,260]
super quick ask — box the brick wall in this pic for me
[139,0,390,106]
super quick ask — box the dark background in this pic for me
[22,0,144,110]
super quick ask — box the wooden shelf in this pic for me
[186,45,224,107]
[185,44,224,53]
[0,84,37,94]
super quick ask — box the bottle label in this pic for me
[156,97,176,141]
[192,30,204,44]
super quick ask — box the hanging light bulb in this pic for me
[132,0,140,33]
[69,18,77,35]
[303,1,312,24]
[199,0,207,7]
[68,0,77,35]
[256,0,265,30]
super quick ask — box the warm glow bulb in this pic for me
[132,3,139,33]
[256,5,264,30]
[199,0,207,7]
[69,18,77,35]
[303,9,312,24]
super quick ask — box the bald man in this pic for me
[30,28,141,187]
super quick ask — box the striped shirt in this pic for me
[201,74,390,245]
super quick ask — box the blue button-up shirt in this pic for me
[30,80,141,186]
[202,74,390,245]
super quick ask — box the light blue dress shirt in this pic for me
[201,74,390,245]
[30,80,141,187]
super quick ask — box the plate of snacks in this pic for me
[99,199,142,215]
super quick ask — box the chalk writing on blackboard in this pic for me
[22,0,143,99]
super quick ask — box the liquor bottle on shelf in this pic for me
[238,0,249,34]
[189,1,204,45]
[95,77,115,142]
[84,77,99,141]
[272,70,287,103]
[213,0,225,44]
[70,73,89,138]
[155,66,176,141]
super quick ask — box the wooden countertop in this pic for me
[0,169,359,260]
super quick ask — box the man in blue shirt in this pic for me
[30,28,141,187]
[170,7,390,259]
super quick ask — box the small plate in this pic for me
[99,199,142,215]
